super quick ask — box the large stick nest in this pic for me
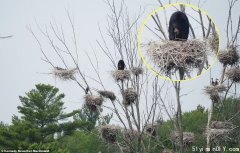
[112,70,131,82]
[204,85,226,103]
[145,123,158,137]
[100,125,119,143]
[211,121,234,129]
[204,84,227,94]
[218,47,239,66]
[131,67,143,76]
[123,88,138,106]
[225,67,240,82]
[170,131,195,146]
[123,129,138,140]
[53,67,77,80]
[146,40,207,75]
[98,90,116,101]
[84,94,104,112]
[207,128,231,142]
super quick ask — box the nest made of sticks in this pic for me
[123,129,138,140]
[123,88,138,106]
[204,84,227,94]
[100,125,119,143]
[170,131,195,146]
[206,33,219,52]
[218,47,239,66]
[84,94,104,112]
[207,128,231,141]
[146,40,207,75]
[145,123,158,137]
[98,90,116,101]
[131,67,143,76]
[53,67,77,80]
[204,85,226,103]
[226,67,240,82]
[112,70,131,82]
[211,121,234,129]
[162,149,174,153]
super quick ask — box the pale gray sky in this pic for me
[0,0,239,125]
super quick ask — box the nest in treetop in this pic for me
[98,90,116,101]
[145,123,158,137]
[218,46,239,66]
[204,84,227,94]
[207,128,231,142]
[162,149,174,153]
[123,129,138,140]
[211,121,234,129]
[123,88,138,106]
[84,94,104,112]
[204,85,226,103]
[146,39,207,75]
[112,70,131,82]
[53,67,77,80]
[206,33,219,52]
[131,67,143,76]
[100,125,119,143]
[226,67,240,82]
[170,131,195,146]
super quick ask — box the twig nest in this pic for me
[123,88,138,106]
[98,90,116,101]
[163,149,174,153]
[210,92,221,104]
[146,40,207,75]
[207,128,231,142]
[204,85,226,104]
[145,123,158,137]
[53,67,77,80]
[123,129,138,140]
[170,131,195,146]
[131,67,143,76]
[206,33,219,52]
[84,94,104,112]
[204,84,227,94]
[100,125,119,143]
[218,47,239,66]
[226,67,240,82]
[112,70,131,82]
[211,121,234,129]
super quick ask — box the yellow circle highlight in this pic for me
[137,3,220,82]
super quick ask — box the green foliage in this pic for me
[155,105,208,152]
[29,141,69,153]
[212,97,240,147]
[57,130,113,153]
[74,104,113,131]
[18,84,65,128]
[0,119,41,149]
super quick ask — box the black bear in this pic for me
[118,60,125,70]
[168,11,189,41]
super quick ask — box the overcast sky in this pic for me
[0,0,239,125]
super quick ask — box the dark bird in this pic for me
[168,11,190,41]
[211,78,214,86]
[211,78,219,86]
[118,60,126,70]
[214,78,219,86]
[85,86,89,94]
[168,11,190,80]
